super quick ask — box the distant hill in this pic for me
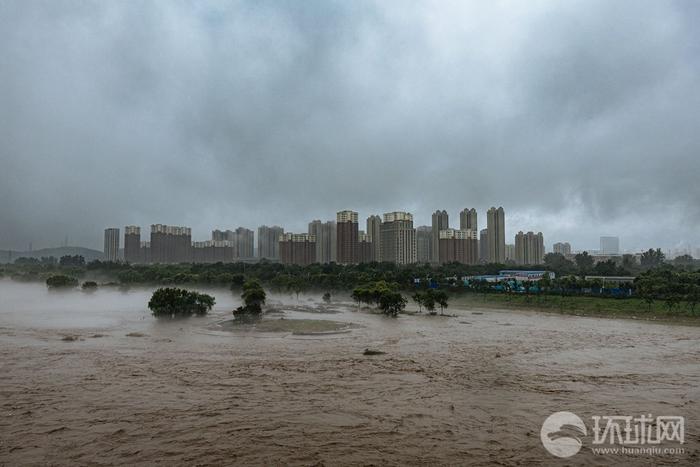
[0,246,104,264]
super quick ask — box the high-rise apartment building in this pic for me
[505,244,516,263]
[459,208,478,231]
[431,210,449,264]
[193,240,236,263]
[487,207,506,263]
[600,236,620,255]
[279,233,316,266]
[258,225,284,260]
[210,228,253,259]
[515,231,545,265]
[103,228,120,262]
[211,229,233,242]
[150,224,192,263]
[366,215,382,262]
[212,230,237,259]
[308,220,336,264]
[479,229,489,263]
[358,231,373,264]
[235,227,255,258]
[336,210,359,264]
[553,242,571,256]
[140,240,151,263]
[416,226,432,263]
[380,212,416,265]
[124,226,141,263]
[438,229,478,265]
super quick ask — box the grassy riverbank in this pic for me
[450,293,700,325]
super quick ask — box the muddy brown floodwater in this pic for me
[1,280,698,466]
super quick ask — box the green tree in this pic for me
[622,254,638,273]
[593,260,618,276]
[234,280,267,316]
[81,281,98,291]
[229,273,246,290]
[422,289,437,314]
[574,252,594,275]
[685,282,700,313]
[539,272,552,298]
[672,254,695,270]
[118,269,144,284]
[378,291,407,317]
[59,255,85,267]
[148,288,215,318]
[46,275,79,289]
[412,291,424,312]
[351,286,366,307]
[640,248,665,269]
[289,276,309,300]
[434,289,449,315]
[543,253,575,275]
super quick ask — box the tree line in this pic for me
[5,250,700,305]
[634,268,700,312]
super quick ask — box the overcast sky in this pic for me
[1,0,699,253]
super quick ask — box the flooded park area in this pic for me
[1,279,699,465]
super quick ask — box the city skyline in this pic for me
[95,208,663,266]
[3,203,692,255]
[5,205,692,258]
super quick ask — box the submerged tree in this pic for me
[234,280,267,317]
[422,290,437,315]
[434,289,449,315]
[411,289,449,315]
[148,288,215,318]
[412,292,424,312]
[351,281,406,317]
[81,281,98,292]
[378,291,407,317]
[46,275,79,289]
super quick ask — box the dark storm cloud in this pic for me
[1,0,699,252]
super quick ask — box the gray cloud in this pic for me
[1,0,699,253]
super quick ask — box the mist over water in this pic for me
[0,281,155,329]
[0,280,348,334]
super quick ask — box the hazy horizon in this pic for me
[2,1,700,252]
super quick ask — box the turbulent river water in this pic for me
[0,280,698,466]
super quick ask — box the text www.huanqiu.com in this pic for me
[591,446,685,456]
